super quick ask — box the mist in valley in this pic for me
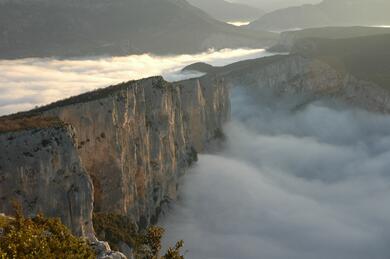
[1,0,390,258]
[0,48,272,116]
[161,87,390,259]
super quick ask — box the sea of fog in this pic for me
[2,45,390,259]
[161,88,390,259]
[0,48,273,116]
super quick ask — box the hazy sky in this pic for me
[0,49,274,116]
[162,88,390,259]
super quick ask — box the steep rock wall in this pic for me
[0,124,94,238]
[34,76,230,227]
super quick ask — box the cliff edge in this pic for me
[0,75,230,244]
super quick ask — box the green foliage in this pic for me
[139,226,185,259]
[141,225,164,256]
[0,215,12,228]
[93,213,138,251]
[93,213,185,259]
[162,240,185,259]
[0,209,94,259]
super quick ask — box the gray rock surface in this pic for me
[0,75,230,257]
[91,241,127,259]
[0,124,94,238]
[38,76,230,226]
[0,75,230,241]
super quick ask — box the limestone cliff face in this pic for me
[32,76,229,227]
[214,54,390,113]
[0,75,229,246]
[0,124,94,238]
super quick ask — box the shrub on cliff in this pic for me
[93,213,138,251]
[0,209,95,259]
[130,225,185,259]
[0,214,12,228]
[93,213,185,259]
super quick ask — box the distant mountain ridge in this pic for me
[270,26,390,52]
[186,0,264,22]
[247,0,390,31]
[230,0,320,12]
[0,0,277,59]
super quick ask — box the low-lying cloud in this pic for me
[0,48,272,116]
[161,88,390,259]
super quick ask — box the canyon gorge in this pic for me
[1,29,390,258]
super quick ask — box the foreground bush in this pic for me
[140,226,184,259]
[0,210,184,259]
[94,213,185,259]
[0,210,95,259]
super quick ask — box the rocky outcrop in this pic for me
[91,241,127,259]
[0,75,229,240]
[0,120,94,238]
[38,76,229,227]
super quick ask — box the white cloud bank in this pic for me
[372,25,390,28]
[0,48,273,116]
[161,88,390,259]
